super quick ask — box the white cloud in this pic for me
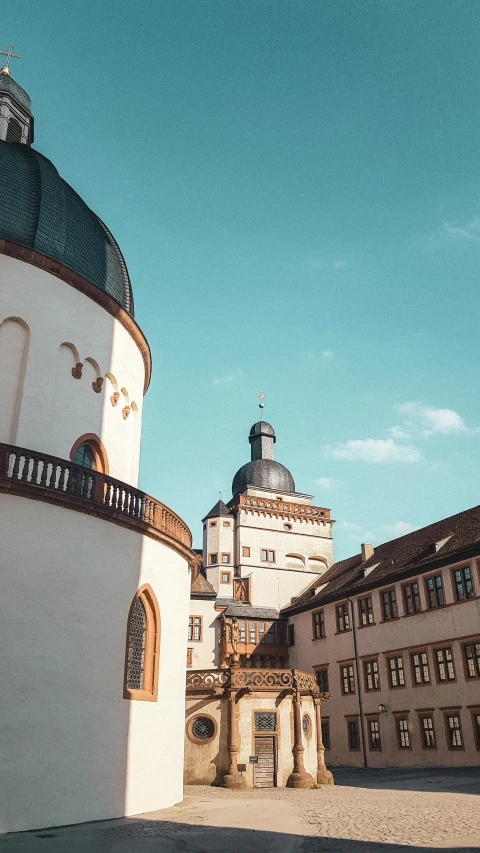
[382,521,418,538]
[395,401,469,436]
[212,369,244,386]
[324,438,421,464]
[321,350,333,360]
[443,217,480,242]
[315,476,343,490]
[389,425,411,440]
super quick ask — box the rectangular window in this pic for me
[411,651,430,684]
[340,663,355,695]
[347,719,360,750]
[321,719,330,750]
[248,621,256,644]
[381,588,398,621]
[209,553,218,565]
[242,546,250,557]
[463,641,480,678]
[434,647,455,682]
[403,581,421,615]
[261,549,275,562]
[425,574,445,609]
[364,659,380,691]
[419,715,436,748]
[223,521,230,527]
[472,711,480,751]
[368,718,381,750]
[358,596,374,626]
[445,713,463,749]
[258,621,266,643]
[387,655,405,688]
[209,521,217,527]
[221,553,230,564]
[238,619,246,643]
[188,616,202,642]
[288,624,295,646]
[336,603,350,632]
[316,667,329,693]
[221,571,231,584]
[186,648,193,667]
[453,566,474,601]
[396,717,410,749]
[312,610,325,639]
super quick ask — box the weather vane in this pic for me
[258,391,266,421]
[0,44,20,77]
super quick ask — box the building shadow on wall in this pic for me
[4,818,479,853]
[331,766,480,796]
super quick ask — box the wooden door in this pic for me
[254,736,276,787]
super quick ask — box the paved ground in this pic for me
[1,769,479,852]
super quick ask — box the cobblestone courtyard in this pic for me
[1,769,479,852]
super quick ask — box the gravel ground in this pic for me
[1,770,479,852]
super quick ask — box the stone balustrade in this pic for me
[186,666,327,695]
[0,442,192,555]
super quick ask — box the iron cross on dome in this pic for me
[0,44,20,76]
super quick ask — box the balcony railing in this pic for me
[186,667,325,695]
[0,442,192,553]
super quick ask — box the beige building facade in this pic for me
[286,512,480,768]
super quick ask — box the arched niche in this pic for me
[0,316,30,444]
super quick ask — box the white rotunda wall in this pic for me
[0,494,191,833]
[0,255,146,485]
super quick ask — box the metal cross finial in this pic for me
[258,391,266,421]
[0,44,20,75]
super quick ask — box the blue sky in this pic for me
[6,1,480,556]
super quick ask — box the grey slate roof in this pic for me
[217,602,283,620]
[232,459,295,496]
[202,500,233,522]
[0,74,31,112]
[282,503,480,615]
[0,140,134,316]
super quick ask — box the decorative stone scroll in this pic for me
[186,669,231,692]
[231,668,293,691]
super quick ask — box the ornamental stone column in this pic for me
[314,696,334,785]
[286,671,313,789]
[222,687,245,789]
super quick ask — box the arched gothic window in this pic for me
[69,433,109,474]
[73,444,96,469]
[124,585,160,701]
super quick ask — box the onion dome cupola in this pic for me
[232,421,295,496]
[0,60,134,317]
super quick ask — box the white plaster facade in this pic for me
[0,255,144,485]
[0,496,191,832]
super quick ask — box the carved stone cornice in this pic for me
[229,494,334,526]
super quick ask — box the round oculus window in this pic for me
[284,523,292,531]
[191,716,215,741]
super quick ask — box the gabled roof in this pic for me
[191,571,216,598]
[283,503,480,615]
[202,500,233,522]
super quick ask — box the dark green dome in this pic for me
[0,140,134,316]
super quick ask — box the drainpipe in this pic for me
[348,596,367,768]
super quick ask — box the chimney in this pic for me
[361,543,374,562]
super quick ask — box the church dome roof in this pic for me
[0,140,134,316]
[232,459,295,496]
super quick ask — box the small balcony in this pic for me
[0,442,193,558]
